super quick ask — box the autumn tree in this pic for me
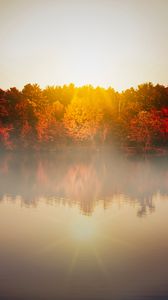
[35,101,65,148]
[63,95,103,143]
[43,84,75,107]
[0,82,167,150]
[129,110,163,152]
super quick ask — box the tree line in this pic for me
[0,82,168,152]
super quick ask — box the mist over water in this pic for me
[0,148,168,300]
[0,148,168,216]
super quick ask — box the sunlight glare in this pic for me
[71,217,96,242]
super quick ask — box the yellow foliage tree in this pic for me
[63,96,103,143]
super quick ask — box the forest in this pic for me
[0,82,168,153]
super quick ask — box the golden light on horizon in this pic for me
[0,0,168,91]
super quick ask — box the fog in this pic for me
[0,148,168,300]
[0,147,168,216]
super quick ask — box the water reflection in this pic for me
[1,148,168,300]
[0,148,168,216]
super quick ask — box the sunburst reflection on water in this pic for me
[0,149,168,300]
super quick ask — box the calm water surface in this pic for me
[0,149,168,300]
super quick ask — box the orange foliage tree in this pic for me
[0,82,168,151]
[63,95,103,143]
[129,110,164,151]
[35,101,65,148]
[0,124,13,149]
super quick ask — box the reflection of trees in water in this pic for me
[136,198,155,217]
[0,149,168,216]
[61,163,101,215]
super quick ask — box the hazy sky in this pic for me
[0,0,168,91]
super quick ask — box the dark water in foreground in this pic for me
[0,149,168,300]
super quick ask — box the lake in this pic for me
[0,148,168,300]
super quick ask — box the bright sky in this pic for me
[0,0,168,91]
